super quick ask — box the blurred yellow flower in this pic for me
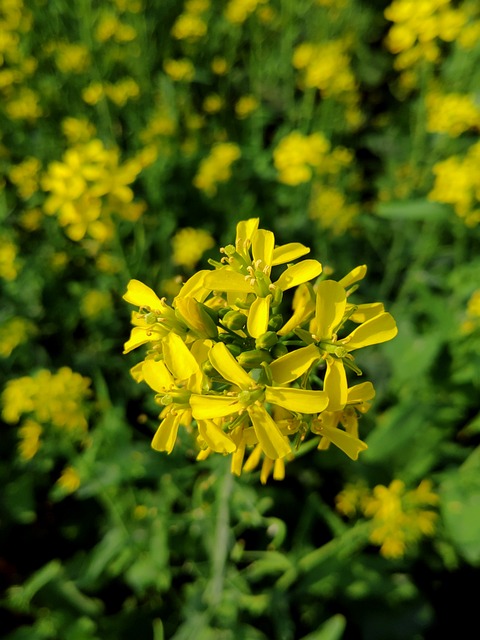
[235,95,259,119]
[171,227,215,269]
[56,466,81,493]
[8,156,41,199]
[426,91,480,137]
[164,58,195,82]
[0,317,36,358]
[193,142,241,195]
[81,290,113,318]
[0,233,20,280]
[18,419,42,461]
[171,13,207,40]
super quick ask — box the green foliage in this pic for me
[1,0,480,638]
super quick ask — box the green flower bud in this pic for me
[222,310,247,331]
[271,342,289,358]
[255,330,278,350]
[268,314,284,331]
[202,360,216,377]
[144,312,158,325]
[237,349,272,368]
[226,343,242,358]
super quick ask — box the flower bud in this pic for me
[268,314,284,331]
[255,330,278,350]
[237,349,272,368]
[271,342,289,358]
[226,343,242,358]
[222,310,247,331]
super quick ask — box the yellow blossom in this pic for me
[235,95,259,119]
[0,317,36,358]
[171,13,207,40]
[193,142,241,196]
[18,419,42,461]
[171,228,215,269]
[56,466,81,493]
[164,58,195,82]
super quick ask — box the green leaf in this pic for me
[299,614,346,640]
[440,447,480,565]
[374,200,450,221]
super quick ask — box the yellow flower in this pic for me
[0,317,36,358]
[362,479,439,558]
[193,142,241,195]
[18,419,42,461]
[171,13,207,40]
[172,227,215,269]
[56,466,81,493]
[123,218,397,478]
[164,58,195,82]
[235,95,259,119]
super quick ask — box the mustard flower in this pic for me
[123,218,397,479]
[171,227,215,269]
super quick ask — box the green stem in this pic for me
[205,458,233,610]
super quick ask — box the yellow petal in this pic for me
[252,229,275,268]
[208,342,253,389]
[324,358,348,412]
[123,327,159,354]
[142,359,174,392]
[316,425,368,460]
[203,269,253,293]
[247,294,271,339]
[123,279,163,309]
[235,218,259,254]
[314,280,346,339]
[277,283,315,336]
[151,412,181,453]
[348,302,384,323]
[163,332,199,380]
[197,419,236,453]
[248,404,291,459]
[175,296,218,338]
[177,270,211,302]
[271,242,310,266]
[269,343,320,385]
[338,265,367,289]
[190,393,243,419]
[347,381,375,404]
[265,386,329,413]
[274,259,322,291]
[342,312,398,351]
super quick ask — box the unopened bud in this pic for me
[268,314,283,331]
[222,310,247,331]
[237,349,272,368]
[271,342,288,358]
[255,331,278,350]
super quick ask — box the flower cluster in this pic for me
[192,142,241,196]
[123,218,397,481]
[336,479,439,558]
[41,138,146,242]
[428,140,480,226]
[2,367,92,461]
[426,91,480,137]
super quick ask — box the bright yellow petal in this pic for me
[163,332,199,379]
[252,229,275,268]
[324,357,348,412]
[269,343,320,385]
[348,302,384,323]
[347,381,375,404]
[271,242,310,266]
[338,265,367,289]
[151,412,182,453]
[208,342,253,389]
[190,394,243,419]
[142,359,174,392]
[277,283,315,336]
[248,404,291,459]
[123,327,159,354]
[274,259,322,291]
[316,425,368,460]
[235,218,259,254]
[247,294,271,339]
[203,269,253,293]
[265,386,329,413]
[342,312,398,351]
[314,280,346,339]
[197,419,236,453]
[177,270,211,302]
[175,296,218,338]
[123,279,163,309]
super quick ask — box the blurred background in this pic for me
[1,0,480,638]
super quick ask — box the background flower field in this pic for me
[1,0,480,638]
